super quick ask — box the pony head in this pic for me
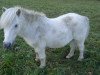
[0,7,22,49]
[0,6,45,49]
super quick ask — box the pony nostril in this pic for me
[3,42,12,49]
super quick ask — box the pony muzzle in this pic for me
[3,42,12,49]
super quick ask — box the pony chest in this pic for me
[20,31,40,47]
[23,35,39,47]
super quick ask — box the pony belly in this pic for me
[46,33,73,48]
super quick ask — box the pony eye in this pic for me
[15,24,18,28]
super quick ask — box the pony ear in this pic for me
[2,7,7,12]
[16,9,21,16]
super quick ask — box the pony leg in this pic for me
[35,53,39,61]
[34,40,46,68]
[35,47,46,68]
[66,40,76,58]
[77,41,85,61]
[38,49,46,68]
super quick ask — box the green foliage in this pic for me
[0,0,100,75]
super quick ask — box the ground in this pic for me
[0,0,100,75]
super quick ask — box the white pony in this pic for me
[0,6,89,68]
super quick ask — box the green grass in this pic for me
[0,0,100,75]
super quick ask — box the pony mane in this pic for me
[0,7,17,28]
[0,6,46,28]
[19,6,46,22]
[18,6,46,17]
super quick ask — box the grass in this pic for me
[0,0,100,75]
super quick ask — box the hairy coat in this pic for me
[0,6,89,68]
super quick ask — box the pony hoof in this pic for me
[66,55,71,59]
[66,55,73,59]
[78,57,84,61]
[39,65,45,68]
[35,58,39,62]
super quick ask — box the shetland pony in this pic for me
[0,6,89,68]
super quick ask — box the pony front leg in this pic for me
[35,48,46,68]
[38,49,46,68]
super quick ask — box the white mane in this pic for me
[0,6,46,28]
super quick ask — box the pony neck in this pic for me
[21,8,46,23]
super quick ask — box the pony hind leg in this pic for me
[77,40,85,61]
[66,40,77,59]
[35,53,39,61]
